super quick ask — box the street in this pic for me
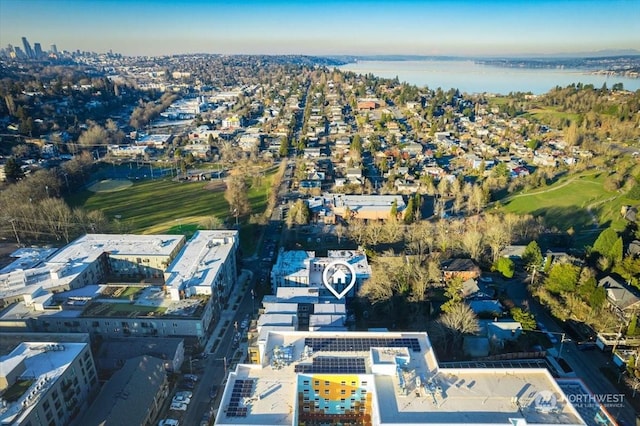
[502,277,638,425]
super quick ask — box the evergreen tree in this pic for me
[404,197,415,224]
[4,157,24,183]
[522,240,543,271]
[389,199,398,220]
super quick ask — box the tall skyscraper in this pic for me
[33,42,43,58]
[21,36,34,59]
[50,44,58,54]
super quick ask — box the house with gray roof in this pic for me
[598,275,640,323]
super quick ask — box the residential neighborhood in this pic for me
[1,42,640,426]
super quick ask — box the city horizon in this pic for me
[1,0,638,57]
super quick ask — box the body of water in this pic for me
[338,60,640,95]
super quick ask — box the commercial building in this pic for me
[0,231,239,345]
[307,194,406,221]
[215,330,589,426]
[0,341,97,426]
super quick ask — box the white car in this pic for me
[172,395,191,404]
[159,420,179,426]
[176,390,192,399]
[170,402,188,411]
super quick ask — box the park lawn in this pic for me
[68,179,230,233]
[523,107,581,124]
[500,172,623,245]
[68,168,276,256]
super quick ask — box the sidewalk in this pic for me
[204,269,252,354]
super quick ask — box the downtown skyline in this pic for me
[1,0,639,57]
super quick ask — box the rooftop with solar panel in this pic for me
[214,330,587,426]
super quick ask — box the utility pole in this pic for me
[9,219,21,246]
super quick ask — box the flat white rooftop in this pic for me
[0,234,184,302]
[0,342,87,424]
[164,230,238,300]
[215,331,585,426]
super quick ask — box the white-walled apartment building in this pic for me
[0,341,97,426]
[0,231,238,345]
[215,330,614,426]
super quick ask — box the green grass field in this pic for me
[499,171,629,247]
[67,170,274,256]
[523,107,581,124]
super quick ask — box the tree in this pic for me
[78,123,109,147]
[434,302,480,353]
[389,199,398,220]
[592,227,618,260]
[461,230,484,262]
[522,240,543,272]
[493,257,515,279]
[544,263,580,294]
[286,199,310,228]
[441,276,463,313]
[202,216,225,229]
[224,174,251,222]
[4,157,24,183]
[278,137,289,158]
[404,197,415,224]
[350,134,362,160]
[510,307,536,331]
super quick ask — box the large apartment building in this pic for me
[214,330,604,426]
[0,341,98,426]
[0,231,239,345]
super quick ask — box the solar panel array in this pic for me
[226,379,254,418]
[304,337,421,353]
[294,357,367,374]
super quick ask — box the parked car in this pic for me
[176,390,192,398]
[170,402,188,411]
[209,385,219,399]
[179,381,195,390]
[159,419,179,426]
[184,374,199,382]
[172,394,191,404]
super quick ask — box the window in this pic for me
[340,381,346,385]
[324,389,329,395]
[351,390,356,395]
[324,381,329,386]
[43,401,50,411]
[340,389,346,395]
[303,380,309,385]
[314,380,319,386]
[361,381,367,386]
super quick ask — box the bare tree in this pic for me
[484,214,511,263]
[202,215,226,230]
[460,230,484,262]
[224,174,251,221]
[347,219,368,247]
[78,123,109,148]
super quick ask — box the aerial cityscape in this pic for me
[1,1,640,426]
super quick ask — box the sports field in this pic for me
[87,179,133,193]
[68,169,274,255]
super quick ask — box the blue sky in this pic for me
[0,0,638,56]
